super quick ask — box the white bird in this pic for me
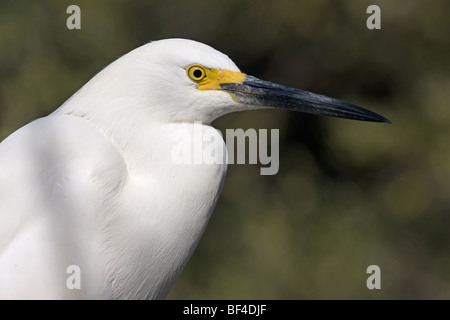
[0,39,389,299]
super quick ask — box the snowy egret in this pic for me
[0,39,389,299]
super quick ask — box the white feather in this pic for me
[0,39,237,299]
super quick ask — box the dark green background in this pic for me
[1,0,449,299]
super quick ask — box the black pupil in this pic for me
[193,69,203,79]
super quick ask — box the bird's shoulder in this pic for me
[0,114,127,184]
[0,115,127,251]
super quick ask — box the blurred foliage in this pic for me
[1,0,450,299]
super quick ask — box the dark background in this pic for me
[0,0,449,299]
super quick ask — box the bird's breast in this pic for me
[105,122,227,299]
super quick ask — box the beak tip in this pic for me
[377,115,392,124]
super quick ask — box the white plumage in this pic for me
[0,38,389,299]
[0,39,236,299]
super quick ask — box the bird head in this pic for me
[61,38,390,126]
[141,38,390,124]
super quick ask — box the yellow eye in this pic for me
[187,64,207,82]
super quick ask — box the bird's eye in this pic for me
[187,65,207,82]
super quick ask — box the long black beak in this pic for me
[221,75,391,123]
